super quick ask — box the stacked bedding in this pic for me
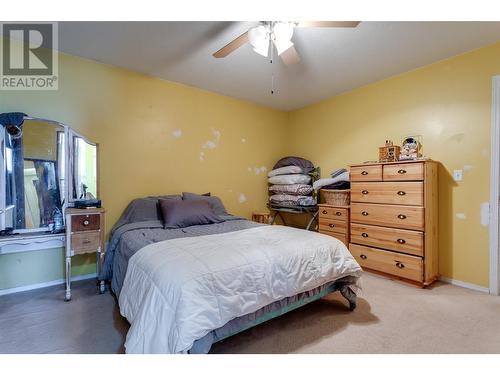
[268,157,317,208]
[312,168,350,191]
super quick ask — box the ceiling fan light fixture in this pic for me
[252,41,270,57]
[274,39,293,55]
[248,25,270,57]
[273,22,294,55]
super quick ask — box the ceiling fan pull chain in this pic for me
[270,42,275,95]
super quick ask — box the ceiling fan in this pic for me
[213,21,360,65]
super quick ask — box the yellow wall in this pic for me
[1,52,288,231]
[288,42,500,287]
[0,51,287,290]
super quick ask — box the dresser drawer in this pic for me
[351,182,424,206]
[71,214,100,232]
[350,165,382,182]
[319,218,348,234]
[351,203,424,230]
[383,162,424,181]
[350,223,424,257]
[349,243,423,282]
[71,231,100,254]
[319,206,348,221]
[321,231,348,246]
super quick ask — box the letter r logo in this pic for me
[2,23,53,76]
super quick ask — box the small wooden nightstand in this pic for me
[65,207,105,301]
[318,204,350,246]
[252,212,270,224]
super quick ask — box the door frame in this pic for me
[489,75,500,295]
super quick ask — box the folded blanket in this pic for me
[269,184,313,196]
[330,168,348,178]
[268,165,303,177]
[273,156,315,174]
[313,171,350,190]
[270,194,317,207]
[268,174,311,185]
[321,181,350,190]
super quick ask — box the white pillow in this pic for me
[267,165,303,177]
[268,174,311,185]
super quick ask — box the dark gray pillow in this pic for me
[182,192,228,216]
[159,199,223,229]
[110,195,182,236]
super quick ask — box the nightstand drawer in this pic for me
[319,218,348,234]
[71,232,100,254]
[319,206,348,221]
[321,231,348,246]
[71,214,100,232]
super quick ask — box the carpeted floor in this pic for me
[1,273,499,354]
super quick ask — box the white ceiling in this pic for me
[58,21,500,111]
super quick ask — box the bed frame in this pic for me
[209,281,357,347]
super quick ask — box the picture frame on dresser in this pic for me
[348,160,438,287]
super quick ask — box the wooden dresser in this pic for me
[318,204,350,246]
[348,160,438,286]
[65,207,105,301]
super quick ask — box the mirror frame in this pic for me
[0,115,99,238]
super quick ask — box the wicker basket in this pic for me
[320,189,350,206]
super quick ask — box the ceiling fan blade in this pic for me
[297,21,360,28]
[212,31,249,58]
[280,45,301,65]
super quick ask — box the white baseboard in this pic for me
[439,276,490,294]
[0,273,97,296]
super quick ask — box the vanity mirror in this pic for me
[0,113,98,238]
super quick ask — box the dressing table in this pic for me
[0,113,103,300]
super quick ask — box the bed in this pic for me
[101,195,362,354]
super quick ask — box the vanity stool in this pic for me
[65,207,105,301]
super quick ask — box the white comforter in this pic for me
[119,225,362,354]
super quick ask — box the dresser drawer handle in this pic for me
[397,191,406,196]
[397,169,407,174]
[361,211,369,216]
[322,210,328,214]
[361,171,368,175]
[361,190,369,195]
[335,212,342,216]
[361,232,369,238]
[395,261,405,269]
[83,220,90,226]
[360,254,367,260]
[328,223,335,228]
[397,214,407,220]
[397,238,406,244]
[82,239,91,244]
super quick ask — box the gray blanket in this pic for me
[101,215,263,296]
